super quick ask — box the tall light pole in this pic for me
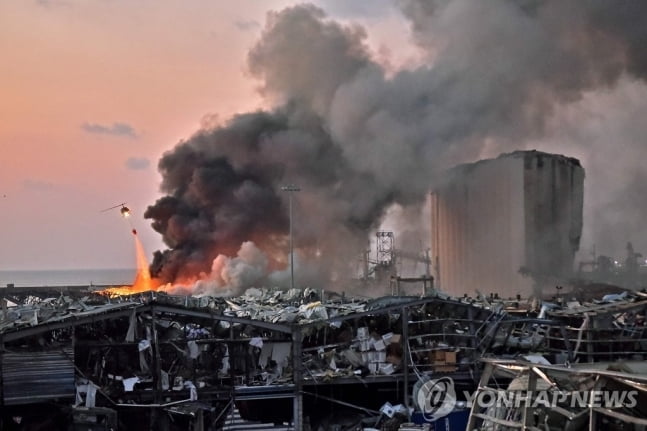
[281,184,300,290]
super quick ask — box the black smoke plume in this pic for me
[145,1,647,290]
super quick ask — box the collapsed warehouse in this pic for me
[0,286,498,430]
[1,282,647,430]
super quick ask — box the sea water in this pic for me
[0,268,136,287]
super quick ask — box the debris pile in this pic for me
[467,358,647,430]
[1,285,647,429]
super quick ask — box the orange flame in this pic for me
[101,231,162,296]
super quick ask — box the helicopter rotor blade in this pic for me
[100,203,127,212]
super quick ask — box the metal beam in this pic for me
[292,327,303,431]
[402,306,410,414]
[310,296,465,327]
[478,358,647,383]
[150,304,293,333]
[1,306,142,342]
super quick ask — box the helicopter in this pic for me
[100,203,131,218]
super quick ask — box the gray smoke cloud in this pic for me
[145,1,647,291]
[528,80,647,259]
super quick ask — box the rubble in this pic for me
[467,358,647,430]
[1,285,646,430]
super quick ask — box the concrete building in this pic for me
[430,150,584,298]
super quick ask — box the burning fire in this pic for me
[101,230,162,296]
[99,228,284,297]
[99,204,297,298]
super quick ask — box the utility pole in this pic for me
[281,185,300,290]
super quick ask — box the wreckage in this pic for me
[467,358,647,430]
[1,284,647,430]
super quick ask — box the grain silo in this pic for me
[430,150,584,298]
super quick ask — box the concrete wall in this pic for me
[522,152,584,284]
[431,151,584,298]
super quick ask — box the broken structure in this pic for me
[467,358,647,430]
[0,284,511,430]
[2,281,646,430]
[431,150,585,298]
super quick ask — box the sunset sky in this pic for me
[0,0,409,270]
[3,1,647,273]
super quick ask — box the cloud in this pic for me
[319,0,394,19]
[23,179,54,191]
[234,19,261,31]
[125,157,151,171]
[35,0,70,8]
[81,122,138,138]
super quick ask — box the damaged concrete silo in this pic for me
[431,150,584,298]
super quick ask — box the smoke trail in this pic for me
[145,1,647,290]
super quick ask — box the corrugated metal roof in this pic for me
[2,347,75,405]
